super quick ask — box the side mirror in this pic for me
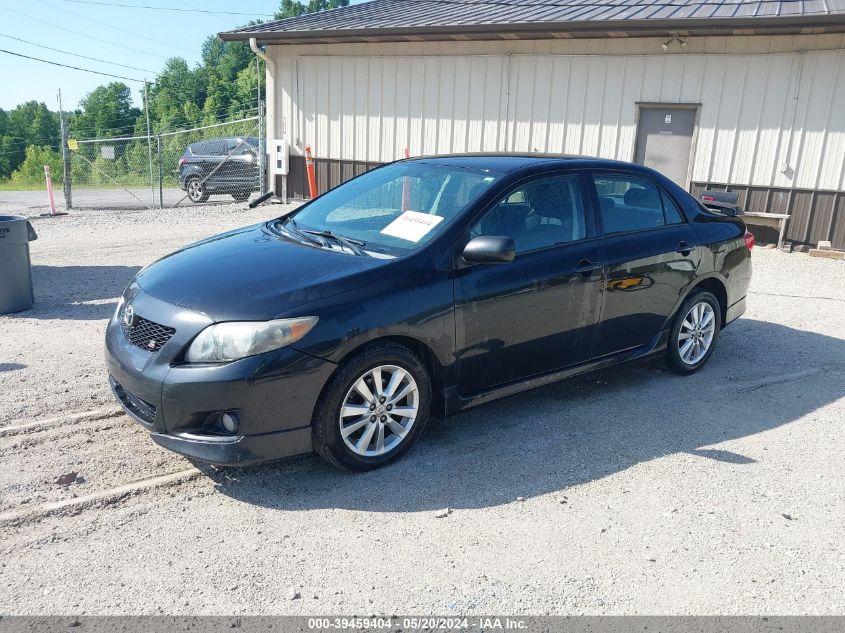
[462,235,515,264]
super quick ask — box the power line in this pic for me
[0,32,158,74]
[175,0,232,25]
[35,0,197,56]
[0,5,171,61]
[0,48,146,83]
[54,0,275,17]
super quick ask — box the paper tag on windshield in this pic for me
[380,211,444,243]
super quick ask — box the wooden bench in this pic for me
[742,212,791,249]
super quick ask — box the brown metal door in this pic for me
[634,107,696,187]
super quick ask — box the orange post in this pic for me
[401,148,411,212]
[44,165,57,215]
[305,145,318,199]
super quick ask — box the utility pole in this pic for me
[57,89,72,210]
[144,79,156,208]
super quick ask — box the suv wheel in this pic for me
[312,342,431,471]
[665,290,721,375]
[186,177,209,203]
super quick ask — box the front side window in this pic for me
[287,162,499,255]
[470,174,587,254]
[593,173,685,234]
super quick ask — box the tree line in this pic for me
[0,0,348,186]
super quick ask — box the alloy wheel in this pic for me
[339,365,419,457]
[678,301,716,365]
[188,179,204,202]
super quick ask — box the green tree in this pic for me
[147,58,207,130]
[70,83,140,139]
[275,0,349,19]
[11,145,63,185]
[0,102,60,179]
[0,109,12,177]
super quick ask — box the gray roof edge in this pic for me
[219,14,845,42]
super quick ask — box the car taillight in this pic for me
[702,195,716,201]
[744,230,755,250]
[179,158,187,167]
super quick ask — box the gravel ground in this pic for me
[0,202,843,615]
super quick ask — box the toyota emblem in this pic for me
[123,304,135,328]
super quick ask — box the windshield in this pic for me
[285,162,499,255]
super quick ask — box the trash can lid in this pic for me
[0,215,37,243]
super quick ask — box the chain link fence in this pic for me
[67,117,263,210]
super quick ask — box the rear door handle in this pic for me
[676,241,694,256]
[574,259,602,276]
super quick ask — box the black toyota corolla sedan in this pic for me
[106,155,752,471]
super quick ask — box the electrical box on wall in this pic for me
[271,139,289,176]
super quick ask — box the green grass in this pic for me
[0,180,179,191]
[0,182,51,191]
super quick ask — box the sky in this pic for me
[0,0,363,112]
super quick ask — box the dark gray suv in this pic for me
[178,137,260,203]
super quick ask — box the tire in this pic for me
[186,177,209,203]
[665,290,722,375]
[312,342,432,472]
[232,192,250,202]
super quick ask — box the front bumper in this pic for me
[105,284,336,465]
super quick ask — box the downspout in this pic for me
[249,38,277,197]
[249,37,271,65]
[780,50,805,177]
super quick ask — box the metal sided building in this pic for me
[221,0,845,248]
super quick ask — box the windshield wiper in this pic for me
[279,217,326,248]
[300,228,368,257]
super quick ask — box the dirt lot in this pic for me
[0,203,843,615]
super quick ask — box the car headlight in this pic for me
[113,296,125,321]
[185,317,318,363]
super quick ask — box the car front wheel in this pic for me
[312,342,431,471]
[186,177,209,203]
[665,290,721,375]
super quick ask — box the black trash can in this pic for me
[0,215,38,314]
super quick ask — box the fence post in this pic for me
[144,80,155,209]
[57,89,72,210]
[157,135,163,209]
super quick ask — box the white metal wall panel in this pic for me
[272,35,845,191]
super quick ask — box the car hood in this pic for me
[135,223,392,321]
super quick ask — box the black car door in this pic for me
[454,172,604,396]
[200,140,226,185]
[589,171,700,357]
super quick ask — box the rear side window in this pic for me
[210,140,229,155]
[661,190,685,224]
[227,139,255,155]
[593,173,684,234]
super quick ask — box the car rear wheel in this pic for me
[312,342,431,471]
[186,177,209,203]
[665,290,721,375]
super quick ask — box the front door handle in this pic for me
[575,259,602,276]
[676,241,694,256]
